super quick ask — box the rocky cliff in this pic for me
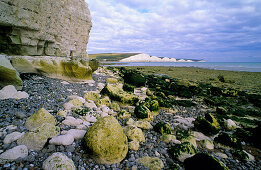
[0,0,92,57]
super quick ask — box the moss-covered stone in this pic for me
[133,121,153,130]
[117,110,131,119]
[106,77,119,84]
[96,96,111,107]
[124,126,145,143]
[169,142,197,162]
[83,91,100,103]
[17,123,60,151]
[128,140,140,151]
[134,104,151,119]
[69,98,83,108]
[89,59,99,72]
[0,56,23,90]
[184,153,228,170]
[42,152,76,170]
[144,99,159,111]
[194,113,220,136]
[101,83,138,105]
[25,108,57,131]
[84,116,128,164]
[138,156,164,170]
[214,132,242,149]
[160,134,176,143]
[154,121,171,135]
[110,102,121,112]
[200,139,214,150]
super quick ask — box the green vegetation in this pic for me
[88,53,139,61]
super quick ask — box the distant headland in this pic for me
[89,53,205,62]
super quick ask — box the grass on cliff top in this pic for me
[89,53,139,61]
[122,66,261,94]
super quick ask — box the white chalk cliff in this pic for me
[119,54,195,62]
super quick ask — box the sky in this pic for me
[85,0,261,62]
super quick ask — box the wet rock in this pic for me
[0,145,28,164]
[138,156,164,170]
[43,152,76,170]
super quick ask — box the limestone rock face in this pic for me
[0,56,22,90]
[43,152,76,170]
[0,0,92,57]
[84,116,128,164]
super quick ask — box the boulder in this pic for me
[154,122,171,135]
[138,156,164,170]
[43,152,76,170]
[184,153,228,170]
[200,139,214,150]
[133,121,153,130]
[17,123,60,151]
[0,0,91,57]
[117,110,131,119]
[169,142,197,162]
[176,130,197,148]
[83,91,100,103]
[124,126,145,143]
[25,108,57,131]
[96,96,111,107]
[62,116,83,127]
[49,134,74,146]
[160,134,176,144]
[128,141,140,151]
[101,83,138,105]
[0,56,22,90]
[84,116,128,164]
[0,145,28,164]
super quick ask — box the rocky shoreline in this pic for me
[0,67,260,169]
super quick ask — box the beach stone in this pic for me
[134,104,151,119]
[154,122,171,135]
[215,152,228,159]
[67,95,85,103]
[194,113,220,136]
[66,129,86,140]
[117,110,131,119]
[57,110,67,117]
[110,102,121,112]
[193,131,212,141]
[25,108,57,131]
[69,98,83,108]
[138,156,164,170]
[43,152,76,170]
[84,116,128,164]
[84,102,97,109]
[0,85,28,100]
[96,96,111,107]
[84,115,97,123]
[133,121,153,130]
[17,123,60,151]
[0,145,28,164]
[62,116,83,126]
[3,132,24,144]
[0,56,22,90]
[49,134,74,146]
[97,83,105,90]
[184,153,228,170]
[200,139,214,150]
[63,102,76,110]
[224,119,237,130]
[128,141,140,151]
[169,142,197,162]
[126,118,135,126]
[124,126,145,143]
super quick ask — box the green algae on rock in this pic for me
[194,113,220,136]
[138,156,164,170]
[134,104,151,119]
[83,91,100,103]
[184,153,228,170]
[101,83,138,105]
[169,142,197,162]
[214,132,242,149]
[25,108,57,131]
[124,126,145,143]
[42,152,76,170]
[154,121,171,135]
[84,116,128,164]
[0,55,23,90]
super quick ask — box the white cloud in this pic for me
[85,0,261,61]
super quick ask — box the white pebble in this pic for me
[49,135,74,146]
[0,145,28,164]
[4,132,24,144]
[62,116,83,126]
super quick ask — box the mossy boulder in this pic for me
[96,96,111,107]
[117,110,131,119]
[138,156,164,170]
[0,56,23,90]
[110,102,121,112]
[194,113,220,136]
[133,121,153,130]
[154,122,171,135]
[42,152,76,170]
[83,91,100,103]
[176,130,197,148]
[214,132,242,149]
[128,140,140,151]
[169,142,197,162]
[84,116,128,164]
[25,108,57,131]
[160,134,176,143]
[144,99,159,111]
[89,59,99,72]
[101,83,138,105]
[17,123,60,151]
[134,104,151,119]
[106,77,119,84]
[124,126,145,143]
[184,153,228,170]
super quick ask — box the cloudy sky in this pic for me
[85,0,261,62]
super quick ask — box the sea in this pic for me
[103,62,261,72]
